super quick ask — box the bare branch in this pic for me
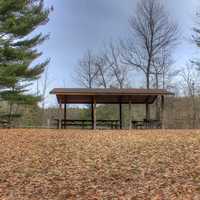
[104,42,129,88]
[122,0,179,89]
[75,50,99,88]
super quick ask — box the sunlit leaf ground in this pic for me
[0,129,200,199]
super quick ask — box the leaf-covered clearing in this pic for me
[0,129,200,199]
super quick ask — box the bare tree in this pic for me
[104,42,129,89]
[151,49,181,120]
[180,63,200,128]
[152,49,172,88]
[94,55,110,88]
[122,0,178,120]
[151,49,171,120]
[75,50,99,88]
[180,64,199,97]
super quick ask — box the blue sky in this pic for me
[36,0,200,106]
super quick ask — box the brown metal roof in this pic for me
[50,88,174,104]
[50,88,173,95]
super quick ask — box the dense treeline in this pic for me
[4,95,200,129]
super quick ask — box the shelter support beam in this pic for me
[129,100,132,130]
[155,96,160,121]
[119,103,122,129]
[91,103,94,129]
[64,104,67,128]
[92,97,96,129]
[59,103,62,129]
[161,95,165,129]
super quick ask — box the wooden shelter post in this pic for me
[129,99,132,130]
[92,97,96,129]
[119,103,122,129]
[161,95,165,129]
[91,103,94,129]
[64,104,67,128]
[59,103,62,129]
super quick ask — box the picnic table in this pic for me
[53,119,120,129]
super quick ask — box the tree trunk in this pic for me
[8,102,13,127]
[192,96,196,129]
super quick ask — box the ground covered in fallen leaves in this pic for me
[0,129,200,199]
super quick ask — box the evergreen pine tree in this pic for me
[0,0,50,125]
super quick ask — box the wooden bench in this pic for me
[0,120,9,128]
[62,120,92,129]
[132,120,161,129]
[96,120,120,129]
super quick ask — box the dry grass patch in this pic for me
[0,129,200,199]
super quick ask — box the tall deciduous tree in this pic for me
[75,50,99,88]
[94,55,109,88]
[122,0,178,120]
[180,64,199,128]
[104,42,129,89]
[0,0,50,125]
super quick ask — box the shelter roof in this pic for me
[50,88,174,104]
